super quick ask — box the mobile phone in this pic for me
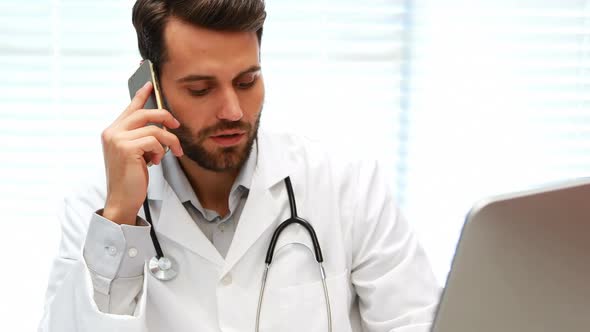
[128,59,165,115]
[128,60,169,164]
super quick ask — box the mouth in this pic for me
[209,130,246,147]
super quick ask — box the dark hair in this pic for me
[132,0,266,69]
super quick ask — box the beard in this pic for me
[169,111,261,173]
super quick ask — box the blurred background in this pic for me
[1,0,589,330]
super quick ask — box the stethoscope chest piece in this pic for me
[149,256,178,281]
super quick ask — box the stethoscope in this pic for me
[142,176,332,331]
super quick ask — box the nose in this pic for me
[216,87,243,122]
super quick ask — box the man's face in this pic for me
[159,17,264,172]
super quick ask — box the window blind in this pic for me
[404,0,590,282]
[0,1,409,329]
[263,0,408,188]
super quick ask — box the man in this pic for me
[39,0,440,331]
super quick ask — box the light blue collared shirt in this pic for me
[160,143,258,258]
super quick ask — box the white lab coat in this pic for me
[39,130,440,332]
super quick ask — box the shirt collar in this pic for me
[161,141,258,206]
[147,129,293,201]
[232,140,258,192]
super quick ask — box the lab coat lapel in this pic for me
[146,163,225,268]
[221,185,281,275]
[221,131,295,275]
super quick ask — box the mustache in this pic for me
[197,120,251,140]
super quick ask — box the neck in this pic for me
[177,156,239,217]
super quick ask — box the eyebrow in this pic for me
[176,65,261,83]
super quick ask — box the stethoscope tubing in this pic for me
[255,177,332,332]
[143,198,164,259]
[264,177,324,264]
[143,176,332,331]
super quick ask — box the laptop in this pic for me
[431,178,590,332]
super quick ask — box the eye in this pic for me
[188,87,210,96]
[235,72,259,89]
[236,81,255,89]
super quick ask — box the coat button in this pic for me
[128,247,138,258]
[106,246,117,256]
[221,274,233,286]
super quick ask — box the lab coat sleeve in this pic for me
[38,192,151,332]
[350,161,441,332]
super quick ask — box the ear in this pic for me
[140,59,145,65]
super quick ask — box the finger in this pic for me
[127,136,166,165]
[119,108,181,131]
[120,125,184,157]
[117,81,154,121]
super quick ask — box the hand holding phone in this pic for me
[128,60,172,166]
[100,62,184,225]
